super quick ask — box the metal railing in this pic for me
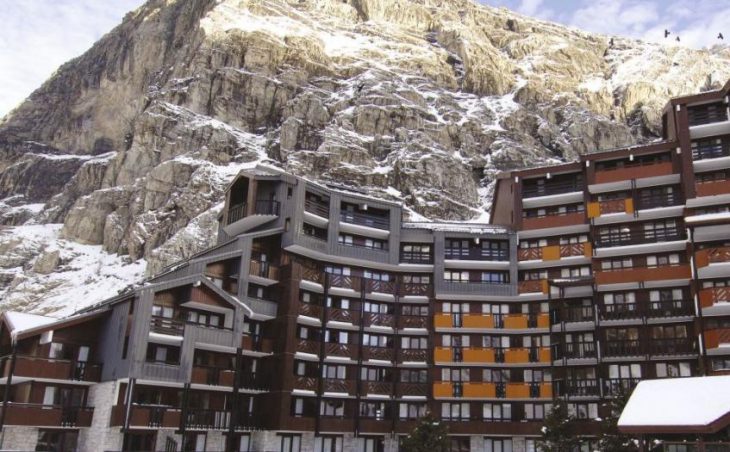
[522,180,584,198]
[636,192,682,210]
[692,141,730,160]
[400,250,433,264]
[304,199,329,218]
[226,203,247,225]
[648,337,696,355]
[339,211,389,230]
[603,339,642,357]
[595,226,684,247]
[688,103,728,126]
[554,379,600,397]
[444,247,510,261]
[553,341,596,360]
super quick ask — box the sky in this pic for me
[0,0,728,117]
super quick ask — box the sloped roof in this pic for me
[3,312,57,337]
[618,376,730,434]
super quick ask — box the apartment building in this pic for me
[0,81,728,452]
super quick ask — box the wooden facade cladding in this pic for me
[433,313,548,329]
[0,404,94,427]
[521,211,586,230]
[518,242,591,261]
[593,161,674,184]
[705,328,730,349]
[594,265,691,285]
[699,287,730,308]
[518,279,549,294]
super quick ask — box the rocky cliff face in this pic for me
[1,0,729,315]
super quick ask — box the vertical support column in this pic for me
[0,343,17,449]
[688,226,708,375]
[179,382,190,445]
[225,347,244,452]
[315,272,330,435]
[121,377,136,452]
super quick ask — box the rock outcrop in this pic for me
[1,0,730,314]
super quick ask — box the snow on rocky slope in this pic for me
[1,0,729,315]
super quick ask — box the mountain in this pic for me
[1,0,729,315]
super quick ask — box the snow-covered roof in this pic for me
[402,222,509,234]
[618,376,730,433]
[3,312,57,337]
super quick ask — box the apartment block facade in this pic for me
[0,82,729,452]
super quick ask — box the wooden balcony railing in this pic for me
[588,198,633,218]
[328,307,359,324]
[0,356,102,382]
[325,342,355,358]
[522,211,585,230]
[0,403,93,427]
[699,287,730,308]
[241,334,273,353]
[366,381,393,395]
[704,328,730,349]
[323,378,355,394]
[518,243,590,261]
[594,264,691,285]
[364,279,395,294]
[397,383,428,397]
[127,405,181,428]
[296,339,320,355]
[362,346,394,362]
[298,302,323,319]
[150,316,184,335]
[518,279,548,294]
[594,161,674,184]
[249,260,279,280]
[294,376,318,391]
[398,315,428,329]
[190,366,235,387]
[696,178,730,197]
[301,265,323,284]
[399,349,428,362]
[400,282,431,296]
[695,245,730,267]
[363,312,394,328]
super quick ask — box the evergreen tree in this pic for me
[400,413,451,452]
[597,386,639,451]
[538,399,581,452]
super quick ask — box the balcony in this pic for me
[110,405,181,428]
[504,382,552,399]
[299,302,323,319]
[397,383,428,397]
[594,161,674,185]
[362,346,394,362]
[241,334,273,353]
[398,315,428,329]
[648,338,696,356]
[434,313,494,329]
[363,312,394,328]
[594,227,685,248]
[696,178,730,197]
[498,313,549,329]
[554,379,600,397]
[603,378,640,396]
[587,198,633,218]
[551,305,594,324]
[150,316,184,336]
[0,403,93,427]
[692,140,730,160]
[400,250,433,265]
[185,409,235,430]
[339,211,390,231]
[400,282,432,297]
[249,260,279,282]
[646,299,694,318]
[366,381,393,395]
[224,200,280,236]
[444,247,509,262]
[594,265,691,285]
[294,376,318,391]
[636,192,682,210]
[328,307,360,325]
[695,245,730,268]
[704,328,730,349]
[522,180,584,198]
[518,242,591,261]
[699,287,730,309]
[0,355,102,382]
[190,366,236,387]
[296,339,320,355]
[323,378,356,394]
[602,339,642,357]
[522,211,585,230]
[518,279,548,294]
[688,102,728,127]
[304,199,330,219]
[399,349,427,362]
[552,341,596,360]
[325,342,356,359]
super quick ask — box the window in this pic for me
[182,433,206,452]
[601,257,633,271]
[280,435,302,452]
[480,272,509,284]
[320,399,345,417]
[484,438,512,452]
[608,364,641,379]
[712,358,730,371]
[524,403,551,420]
[483,369,509,383]
[441,402,470,421]
[362,333,391,348]
[567,403,598,419]
[152,305,175,318]
[399,402,427,419]
[186,310,223,328]
[315,436,343,452]
[361,367,391,382]
[441,368,470,382]
[146,343,181,365]
[48,343,67,359]
[360,401,387,419]
[324,330,349,344]
[444,270,470,282]
[401,337,428,349]
[400,369,427,383]
[560,266,591,277]
[322,365,347,379]
[656,362,691,378]
[357,437,385,452]
[483,403,511,421]
[402,305,428,316]
[403,274,431,284]
[646,253,681,267]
